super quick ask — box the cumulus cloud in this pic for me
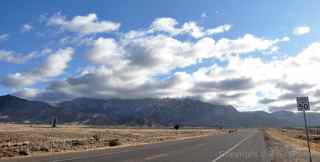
[192,77,254,93]
[33,69,194,102]
[150,18,180,35]
[293,26,311,35]
[2,48,74,88]
[87,38,125,68]
[0,50,36,64]
[31,27,286,103]
[48,13,120,35]
[207,25,232,35]
[88,35,193,77]
[218,42,320,111]
[88,33,284,76]
[70,32,283,105]
[12,16,309,112]
[214,35,289,55]
[275,82,314,93]
[21,24,33,32]
[150,17,232,38]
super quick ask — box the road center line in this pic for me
[211,132,257,162]
[144,153,168,160]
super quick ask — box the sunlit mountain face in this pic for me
[1,0,320,112]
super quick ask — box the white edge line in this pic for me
[211,132,257,162]
[144,153,168,160]
[51,150,135,162]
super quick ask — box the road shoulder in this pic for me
[264,129,320,162]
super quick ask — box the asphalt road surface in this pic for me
[1,129,270,162]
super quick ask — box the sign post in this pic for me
[296,96,312,162]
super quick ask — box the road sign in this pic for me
[296,96,310,111]
[296,96,312,162]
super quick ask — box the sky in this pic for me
[1,0,320,112]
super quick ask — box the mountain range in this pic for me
[0,95,319,128]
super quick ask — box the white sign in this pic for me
[296,96,310,111]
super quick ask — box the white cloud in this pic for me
[202,42,320,111]
[0,34,9,42]
[48,13,120,35]
[21,24,33,32]
[0,50,36,64]
[150,17,179,35]
[11,16,306,111]
[181,21,206,38]
[293,26,311,36]
[31,23,287,104]
[207,25,232,35]
[88,38,125,68]
[88,32,282,77]
[87,35,194,80]
[213,34,289,55]
[2,47,74,88]
[149,17,232,38]
[43,35,312,111]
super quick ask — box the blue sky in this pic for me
[1,0,320,111]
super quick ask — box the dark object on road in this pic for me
[174,124,180,130]
[109,139,121,146]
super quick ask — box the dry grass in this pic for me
[264,129,307,162]
[0,124,221,159]
[265,128,320,162]
[266,128,320,152]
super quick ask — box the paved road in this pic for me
[1,129,270,162]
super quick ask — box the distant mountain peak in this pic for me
[0,94,27,101]
[1,94,320,127]
[3,94,19,98]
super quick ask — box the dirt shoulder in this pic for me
[264,128,320,162]
[0,124,222,159]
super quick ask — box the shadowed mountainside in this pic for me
[0,95,318,127]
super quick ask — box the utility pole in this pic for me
[297,97,312,162]
[303,109,312,162]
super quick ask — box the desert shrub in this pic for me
[39,146,49,152]
[67,139,85,147]
[228,129,237,134]
[309,136,320,141]
[51,117,57,128]
[109,139,121,146]
[174,124,180,130]
[295,135,305,140]
[1,150,15,157]
[29,145,40,152]
[18,150,29,156]
[93,134,100,141]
